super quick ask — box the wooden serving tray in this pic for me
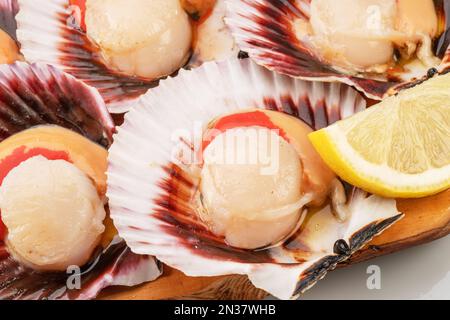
[100,189,450,300]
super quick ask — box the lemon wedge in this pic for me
[309,74,450,198]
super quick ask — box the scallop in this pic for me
[84,0,192,79]
[304,0,440,74]
[1,156,106,272]
[307,0,398,73]
[225,0,450,99]
[0,62,161,300]
[107,59,402,300]
[197,109,344,250]
[200,125,306,249]
[15,0,239,112]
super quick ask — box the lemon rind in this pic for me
[308,128,450,198]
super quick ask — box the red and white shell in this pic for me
[14,0,238,113]
[0,62,162,300]
[224,0,450,100]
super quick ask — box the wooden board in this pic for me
[100,189,450,300]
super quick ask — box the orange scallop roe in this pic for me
[181,0,216,20]
[0,29,21,64]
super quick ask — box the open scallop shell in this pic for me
[107,58,403,300]
[14,0,158,113]
[0,62,161,300]
[224,0,450,100]
[14,0,239,113]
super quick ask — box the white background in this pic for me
[298,235,450,300]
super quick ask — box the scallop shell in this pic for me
[0,62,162,300]
[224,0,450,100]
[14,0,239,113]
[0,0,17,40]
[14,0,158,113]
[107,58,403,300]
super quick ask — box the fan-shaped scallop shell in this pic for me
[107,58,403,300]
[14,0,239,113]
[224,0,450,99]
[0,62,161,300]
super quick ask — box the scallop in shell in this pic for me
[225,0,450,99]
[14,0,239,113]
[0,62,161,300]
[107,59,403,300]
[188,0,240,67]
